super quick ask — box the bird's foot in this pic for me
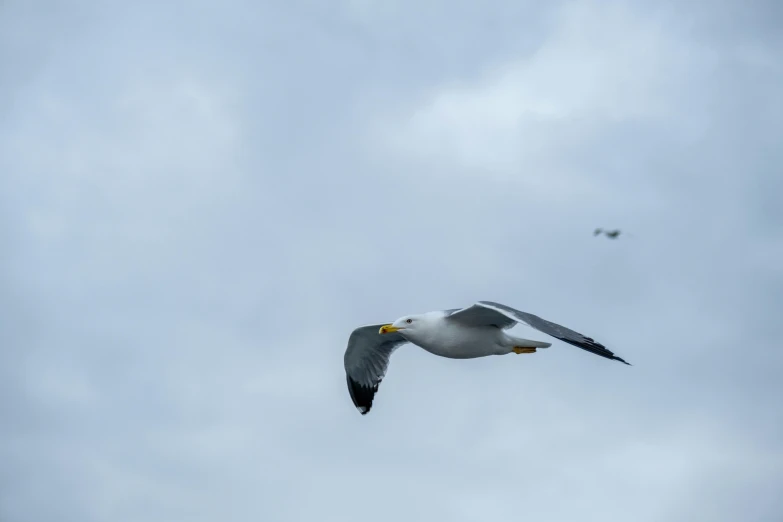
[512,347,537,354]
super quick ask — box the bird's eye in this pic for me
[406,319,412,324]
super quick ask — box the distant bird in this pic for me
[343,301,630,415]
[594,228,621,239]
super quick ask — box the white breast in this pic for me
[406,316,506,359]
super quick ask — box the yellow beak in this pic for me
[379,324,400,334]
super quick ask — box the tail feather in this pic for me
[505,335,552,348]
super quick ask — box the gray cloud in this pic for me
[1,0,781,521]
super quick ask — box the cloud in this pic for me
[1,0,781,521]
[377,1,690,172]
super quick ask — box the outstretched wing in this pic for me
[343,324,409,414]
[445,301,630,365]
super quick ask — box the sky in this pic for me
[1,0,782,521]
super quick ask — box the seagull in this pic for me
[343,301,629,414]
[594,228,622,239]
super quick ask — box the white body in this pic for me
[395,311,549,359]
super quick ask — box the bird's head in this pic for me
[378,314,425,336]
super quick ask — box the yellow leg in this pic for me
[513,347,537,354]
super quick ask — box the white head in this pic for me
[378,313,436,342]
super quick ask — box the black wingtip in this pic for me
[559,337,631,366]
[346,374,377,415]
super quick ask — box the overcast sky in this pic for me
[1,1,782,521]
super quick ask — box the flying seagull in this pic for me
[343,300,629,415]
[594,228,621,239]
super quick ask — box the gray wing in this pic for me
[343,324,409,415]
[445,301,630,365]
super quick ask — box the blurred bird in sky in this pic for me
[594,228,622,239]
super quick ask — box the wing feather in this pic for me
[343,324,408,414]
[446,301,630,365]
